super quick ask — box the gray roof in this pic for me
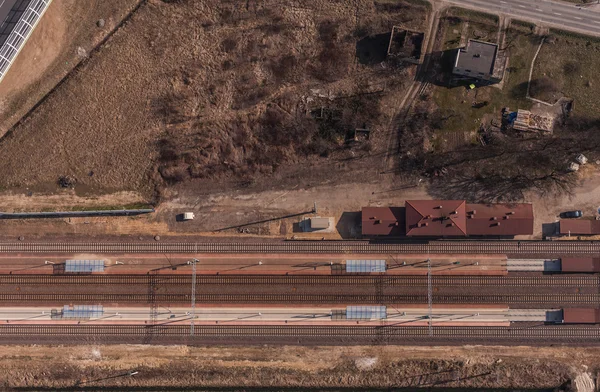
[455,40,498,75]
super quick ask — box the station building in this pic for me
[362,200,533,237]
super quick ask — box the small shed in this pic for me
[183,212,195,221]
[309,217,330,230]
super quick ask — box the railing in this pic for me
[0,0,52,83]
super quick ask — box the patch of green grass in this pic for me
[549,28,600,44]
[510,20,535,30]
[441,18,463,50]
[442,9,500,49]
[446,7,499,24]
[401,0,432,10]
[533,29,600,114]
[430,23,538,150]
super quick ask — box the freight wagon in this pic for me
[559,308,600,324]
[560,257,600,273]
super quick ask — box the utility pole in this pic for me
[427,258,432,336]
[189,258,199,336]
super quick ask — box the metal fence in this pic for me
[0,0,52,83]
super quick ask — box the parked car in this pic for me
[560,210,583,219]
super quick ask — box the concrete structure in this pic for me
[387,26,425,64]
[507,258,561,272]
[0,306,553,326]
[309,217,330,230]
[453,40,505,83]
[559,219,600,236]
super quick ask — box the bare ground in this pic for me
[0,0,141,133]
[0,0,428,199]
[0,344,593,390]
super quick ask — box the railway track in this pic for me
[1,325,600,339]
[1,240,600,254]
[3,293,599,304]
[1,275,598,287]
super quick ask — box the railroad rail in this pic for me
[0,240,600,254]
[2,293,598,305]
[1,275,598,287]
[1,325,600,340]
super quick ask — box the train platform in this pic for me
[0,253,509,276]
[0,306,555,327]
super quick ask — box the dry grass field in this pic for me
[0,0,428,201]
[0,344,593,390]
[532,30,600,115]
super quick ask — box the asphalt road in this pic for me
[0,0,17,31]
[443,0,600,37]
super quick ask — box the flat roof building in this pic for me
[453,40,506,83]
[559,219,600,236]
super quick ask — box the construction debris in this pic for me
[511,109,554,133]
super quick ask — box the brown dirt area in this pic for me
[0,344,594,390]
[0,0,141,133]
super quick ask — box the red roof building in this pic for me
[404,200,533,237]
[465,203,533,236]
[361,207,404,236]
[559,220,600,236]
[405,200,467,236]
[361,200,533,237]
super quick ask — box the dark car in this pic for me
[560,210,583,219]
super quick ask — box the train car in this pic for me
[562,308,600,324]
[560,257,600,273]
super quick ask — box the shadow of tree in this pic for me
[397,114,600,202]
